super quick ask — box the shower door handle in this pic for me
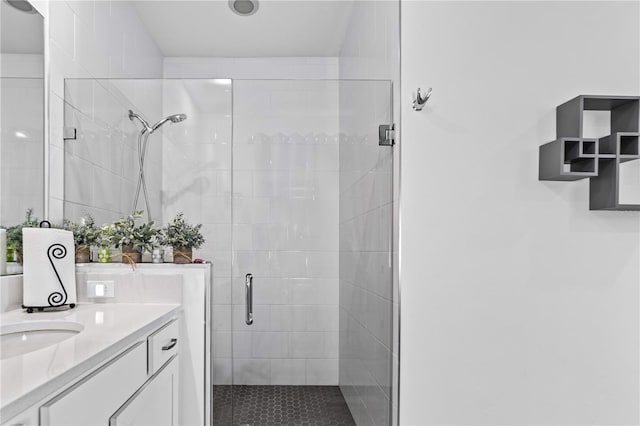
[245,273,253,325]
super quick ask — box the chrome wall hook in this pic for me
[413,87,432,111]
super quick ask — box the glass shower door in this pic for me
[223,79,395,426]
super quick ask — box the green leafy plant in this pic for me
[63,215,97,247]
[113,211,156,253]
[161,212,205,249]
[95,223,117,249]
[5,208,39,251]
[150,228,165,249]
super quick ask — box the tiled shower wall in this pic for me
[166,80,341,386]
[338,81,394,426]
[161,79,234,340]
[161,62,343,387]
[339,1,400,425]
[228,80,340,385]
[64,79,163,224]
[47,0,163,223]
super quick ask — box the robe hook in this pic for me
[413,87,432,111]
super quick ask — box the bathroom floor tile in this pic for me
[213,385,355,426]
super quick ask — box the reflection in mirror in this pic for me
[0,0,45,275]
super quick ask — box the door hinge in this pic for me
[379,124,395,147]
[63,126,77,141]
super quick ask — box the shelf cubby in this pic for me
[539,95,640,211]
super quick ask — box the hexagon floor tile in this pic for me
[213,385,356,426]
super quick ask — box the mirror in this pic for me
[0,0,45,275]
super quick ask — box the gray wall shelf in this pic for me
[539,95,640,211]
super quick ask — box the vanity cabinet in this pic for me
[1,318,180,426]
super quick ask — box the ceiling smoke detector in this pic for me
[229,0,259,16]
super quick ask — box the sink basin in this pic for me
[0,321,84,359]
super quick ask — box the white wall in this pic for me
[48,0,164,223]
[163,57,338,80]
[400,2,640,424]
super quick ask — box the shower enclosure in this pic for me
[63,77,396,426]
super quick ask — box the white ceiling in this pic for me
[1,1,44,54]
[132,0,354,57]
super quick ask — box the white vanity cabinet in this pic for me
[1,317,180,426]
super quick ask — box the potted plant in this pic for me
[5,208,39,263]
[63,215,97,263]
[162,212,205,264]
[113,211,155,264]
[95,223,116,263]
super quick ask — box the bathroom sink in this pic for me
[0,321,84,359]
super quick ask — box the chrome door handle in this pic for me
[245,273,253,325]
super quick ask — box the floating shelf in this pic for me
[539,95,640,211]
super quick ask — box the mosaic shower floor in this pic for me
[212,385,356,426]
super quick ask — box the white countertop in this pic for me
[0,303,181,420]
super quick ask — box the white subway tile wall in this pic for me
[160,78,233,291]
[338,1,400,425]
[338,80,394,426]
[230,80,340,386]
[49,0,163,223]
[63,78,163,224]
[159,78,340,386]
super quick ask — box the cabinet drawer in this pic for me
[147,318,179,375]
[40,342,147,426]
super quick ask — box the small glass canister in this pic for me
[152,248,164,264]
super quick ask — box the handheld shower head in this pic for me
[170,113,187,123]
[128,110,187,223]
[151,113,188,132]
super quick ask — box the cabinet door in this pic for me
[41,342,147,426]
[110,355,179,426]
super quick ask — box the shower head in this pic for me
[170,113,187,123]
[128,110,187,134]
[150,113,188,132]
